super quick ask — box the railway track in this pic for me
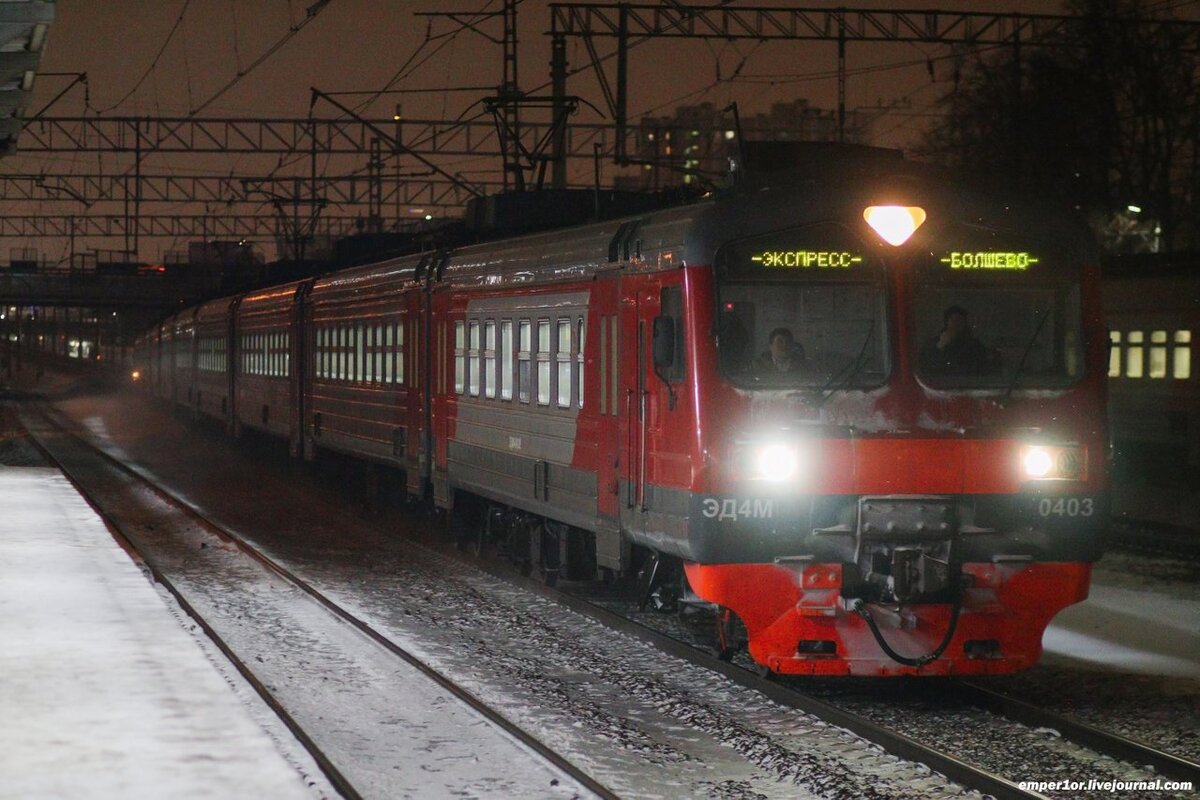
[470,558,1200,794]
[1109,518,1200,561]
[25,399,1200,799]
[21,404,609,800]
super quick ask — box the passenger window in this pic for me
[557,319,572,408]
[518,320,531,403]
[397,320,405,386]
[468,320,481,396]
[365,326,375,383]
[537,320,551,406]
[500,321,513,400]
[357,324,366,383]
[577,318,586,409]
[454,321,465,394]
[1108,331,1121,377]
[484,321,497,399]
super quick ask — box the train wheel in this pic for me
[715,608,747,662]
[470,506,501,559]
[510,518,534,577]
[536,521,571,588]
[448,494,482,549]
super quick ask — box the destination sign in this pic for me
[939,251,1039,271]
[751,250,864,269]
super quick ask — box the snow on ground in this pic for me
[1042,579,1200,679]
[0,467,324,800]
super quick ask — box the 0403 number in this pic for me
[1037,497,1095,518]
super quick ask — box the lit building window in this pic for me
[1127,330,1144,378]
[1175,330,1192,379]
[1149,330,1167,378]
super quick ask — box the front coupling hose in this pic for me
[851,596,963,668]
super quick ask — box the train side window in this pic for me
[341,328,348,382]
[468,320,481,396]
[358,324,367,383]
[658,285,685,383]
[577,318,586,409]
[378,325,384,384]
[1175,330,1192,379]
[537,319,551,406]
[454,321,465,394]
[383,323,392,384]
[1108,331,1121,377]
[556,319,572,408]
[397,319,405,386]
[500,320,513,400]
[1126,330,1144,378]
[333,327,340,381]
[372,324,380,384]
[363,326,372,383]
[518,320,531,403]
[484,320,497,399]
[1149,330,1168,379]
[374,324,383,384]
[318,328,325,379]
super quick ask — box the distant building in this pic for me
[617,99,870,191]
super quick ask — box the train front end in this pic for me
[680,172,1109,676]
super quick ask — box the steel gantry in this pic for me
[547,4,1200,171]
[17,115,619,159]
[0,173,504,209]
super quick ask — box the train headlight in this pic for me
[732,437,809,485]
[1022,447,1053,478]
[863,205,927,246]
[756,444,800,483]
[1021,444,1086,481]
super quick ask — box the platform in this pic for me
[0,466,320,799]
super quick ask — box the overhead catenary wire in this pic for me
[99,0,193,114]
[189,0,336,117]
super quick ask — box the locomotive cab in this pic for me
[678,167,1109,676]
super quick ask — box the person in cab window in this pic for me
[754,327,807,375]
[921,305,997,375]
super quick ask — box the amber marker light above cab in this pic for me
[863,205,927,246]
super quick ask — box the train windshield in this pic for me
[913,245,1084,389]
[715,224,889,390]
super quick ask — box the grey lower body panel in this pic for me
[447,440,598,532]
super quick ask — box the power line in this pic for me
[99,0,193,114]
[189,0,336,116]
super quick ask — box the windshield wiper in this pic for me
[811,319,876,407]
[1000,306,1052,405]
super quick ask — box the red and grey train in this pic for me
[135,149,1109,677]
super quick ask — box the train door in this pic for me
[405,279,428,499]
[590,275,623,570]
[289,283,312,458]
[617,275,659,539]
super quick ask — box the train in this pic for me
[134,146,1111,677]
